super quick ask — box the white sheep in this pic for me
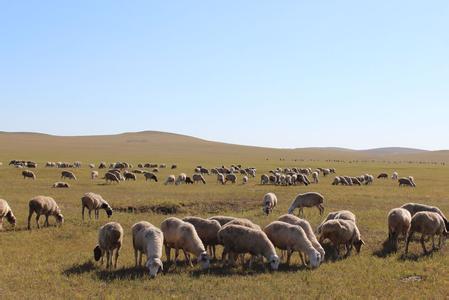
[218,224,280,270]
[217,173,225,184]
[27,196,64,230]
[392,171,398,180]
[131,221,164,278]
[175,173,187,185]
[319,219,364,258]
[52,182,70,188]
[242,175,248,184]
[401,202,449,231]
[224,218,261,231]
[387,208,411,250]
[398,177,416,187]
[61,170,77,180]
[287,192,325,216]
[317,210,356,234]
[192,174,206,184]
[91,171,99,180]
[312,171,319,184]
[0,199,16,230]
[278,214,325,262]
[160,217,210,269]
[208,215,237,226]
[262,192,277,216]
[405,211,448,254]
[260,174,269,185]
[164,175,176,185]
[81,192,113,220]
[93,222,124,269]
[263,221,321,268]
[183,216,222,259]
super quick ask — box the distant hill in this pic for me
[0,131,447,163]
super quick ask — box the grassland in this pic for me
[0,132,448,299]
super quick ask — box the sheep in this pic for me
[171,164,177,169]
[312,171,319,184]
[27,196,64,230]
[183,217,222,259]
[398,177,416,187]
[278,214,325,262]
[81,192,113,220]
[377,173,388,179]
[400,203,449,231]
[287,192,324,216]
[317,210,356,233]
[104,172,120,184]
[296,174,310,186]
[392,171,398,180]
[22,170,36,180]
[131,221,164,278]
[225,173,237,184]
[264,221,321,268]
[98,162,107,169]
[332,176,341,185]
[52,181,70,188]
[164,175,176,185]
[262,192,277,216]
[0,199,16,230]
[405,211,448,254]
[192,174,206,184]
[242,175,249,184]
[217,173,225,184]
[123,172,136,181]
[160,217,210,269]
[224,218,261,231]
[208,215,237,226]
[364,174,374,185]
[387,208,411,250]
[175,173,187,185]
[260,174,269,185]
[91,171,99,180]
[89,163,95,168]
[61,170,77,180]
[318,219,364,258]
[93,222,124,269]
[218,224,280,270]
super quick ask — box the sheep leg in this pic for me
[420,234,427,254]
[35,214,41,229]
[298,252,306,266]
[174,248,180,265]
[286,249,292,266]
[114,248,120,269]
[27,212,33,230]
[405,231,413,254]
[82,206,85,221]
[183,250,193,267]
[134,248,138,266]
[44,215,49,227]
[106,251,111,269]
[88,209,92,220]
[164,245,171,264]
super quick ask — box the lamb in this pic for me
[318,219,364,258]
[260,174,269,185]
[131,221,164,278]
[278,214,325,262]
[400,203,449,231]
[52,181,70,188]
[264,221,321,268]
[387,208,411,250]
[398,177,416,187]
[224,218,261,231]
[262,192,277,216]
[0,199,16,230]
[91,171,99,180]
[208,215,237,226]
[218,224,280,270]
[192,174,206,184]
[317,210,356,233]
[61,170,77,180]
[104,172,120,184]
[392,171,398,180]
[183,217,222,259]
[287,192,325,216]
[27,196,64,230]
[175,173,187,185]
[225,173,237,184]
[93,222,124,269]
[22,170,36,180]
[81,192,113,220]
[405,211,448,254]
[164,175,176,185]
[144,172,158,182]
[312,171,319,184]
[217,173,225,184]
[160,217,210,269]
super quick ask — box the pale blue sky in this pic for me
[1,1,448,149]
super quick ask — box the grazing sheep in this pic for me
[81,192,113,220]
[377,173,388,179]
[98,162,107,169]
[392,171,398,180]
[398,177,416,187]
[405,211,448,254]
[225,173,237,184]
[262,192,277,216]
[208,215,237,226]
[22,170,36,180]
[278,214,325,262]
[91,171,99,180]
[183,217,222,259]
[312,172,319,184]
[104,172,120,184]
[364,174,374,185]
[260,174,269,185]
[218,224,280,270]
[192,174,206,184]
[400,203,449,231]
[332,176,341,185]
[317,210,356,233]
[143,172,158,182]
[175,173,187,185]
[387,208,411,250]
[131,221,164,278]
[242,175,249,184]
[264,221,321,268]
[89,163,95,168]
[160,217,210,269]
[319,219,364,258]
[27,196,64,230]
[52,182,70,188]
[224,218,261,231]
[124,172,137,181]
[217,173,225,185]
[171,164,177,169]
[93,222,123,269]
[61,170,77,180]
[0,199,16,230]
[288,192,324,216]
[164,175,176,185]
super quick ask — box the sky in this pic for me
[1,1,448,150]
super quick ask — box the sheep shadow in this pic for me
[372,239,397,258]
[96,266,148,281]
[399,248,440,261]
[63,261,96,276]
